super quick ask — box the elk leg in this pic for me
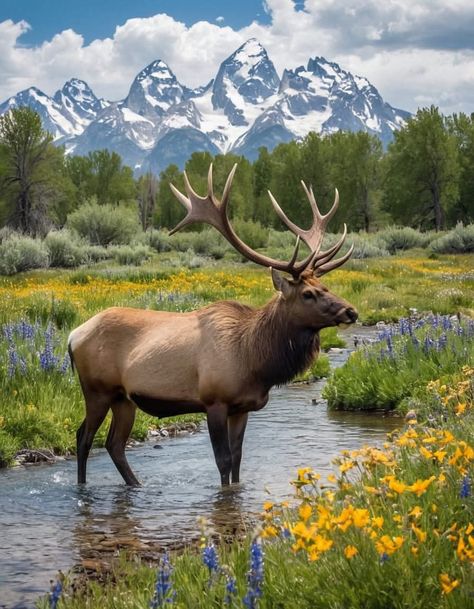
[77,392,110,484]
[228,412,248,484]
[206,404,232,486]
[105,400,140,486]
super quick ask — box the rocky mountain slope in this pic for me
[0,39,410,173]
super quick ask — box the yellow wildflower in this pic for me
[372,516,384,529]
[407,476,435,497]
[353,509,370,528]
[344,545,358,559]
[411,524,427,543]
[263,501,274,511]
[375,535,404,555]
[299,503,312,522]
[409,506,423,519]
[439,574,460,595]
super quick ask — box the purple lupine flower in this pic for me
[202,543,219,576]
[460,476,471,499]
[150,554,174,608]
[49,577,62,609]
[39,325,60,371]
[224,577,237,606]
[243,541,264,609]
[7,341,20,377]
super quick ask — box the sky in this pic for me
[0,0,473,115]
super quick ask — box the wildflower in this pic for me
[411,524,427,543]
[243,540,264,609]
[202,543,219,576]
[460,476,471,499]
[353,509,370,528]
[299,503,312,522]
[344,545,358,559]
[375,535,404,556]
[224,576,237,606]
[49,573,63,609]
[439,573,460,595]
[150,554,174,608]
[409,506,423,519]
[407,477,435,497]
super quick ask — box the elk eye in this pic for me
[303,291,314,301]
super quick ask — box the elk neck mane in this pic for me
[200,297,320,388]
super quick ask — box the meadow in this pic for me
[0,248,472,608]
[0,250,473,466]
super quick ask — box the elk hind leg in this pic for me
[207,404,232,486]
[77,391,110,484]
[105,399,139,486]
[228,412,248,484]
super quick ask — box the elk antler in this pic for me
[169,164,352,278]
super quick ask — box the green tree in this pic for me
[253,147,274,224]
[382,106,460,230]
[0,107,66,234]
[326,131,382,231]
[447,113,474,224]
[137,171,158,231]
[155,164,185,229]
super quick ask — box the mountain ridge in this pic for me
[0,38,410,174]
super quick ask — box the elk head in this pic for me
[170,164,358,330]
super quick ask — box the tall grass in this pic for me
[323,315,474,411]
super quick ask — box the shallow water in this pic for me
[0,327,400,609]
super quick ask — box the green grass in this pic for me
[37,368,474,609]
[1,250,473,465]
[323,315,474,412]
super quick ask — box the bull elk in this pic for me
[68,164,357,486]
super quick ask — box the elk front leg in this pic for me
[206,404,232,486]
[228,412,248,484]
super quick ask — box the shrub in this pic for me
[146,229,172,252]
[430,223,474,254]
[0,235,49,275]
[67,200,140,246]
[44,230,86,268]
[112,245,151,266]
[376,227,429,253]
[170,229,230,259]
[231,218,268,249]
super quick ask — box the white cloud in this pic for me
[216,16,225,23]
[0,0,473,114]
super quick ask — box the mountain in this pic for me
[0,39,410,173]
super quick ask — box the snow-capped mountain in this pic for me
[0,39,410,173]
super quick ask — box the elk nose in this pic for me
[346,307,358,323]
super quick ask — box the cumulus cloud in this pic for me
[0,0,473,114]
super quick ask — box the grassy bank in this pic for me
[37,366,474,609]
[0,251,473,466]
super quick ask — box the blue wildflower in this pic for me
[460,476,471,499]
[224,577,237,606]
[379,552,389,564]
[150,554,174,608]
[49,575,62,609]
[202,543,219,575]
[243,540,264,609]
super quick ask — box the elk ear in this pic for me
[271,268,292,298]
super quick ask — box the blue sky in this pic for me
[0,0,271,46]
[0,1,473,114]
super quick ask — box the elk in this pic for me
[68,164,358,486]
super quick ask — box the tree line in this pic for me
[0,105,472,237]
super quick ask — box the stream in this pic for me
[0,327,400,609]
